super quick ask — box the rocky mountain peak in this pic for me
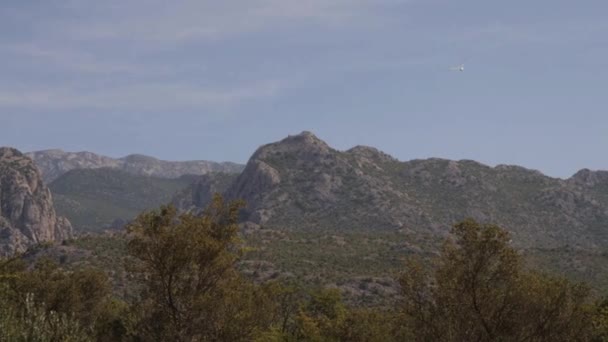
[569,168,608,187]
[251,131,333,162]
[0,147,72,256]
[287,130,322,142]
[0,147,25,159]
[280,131,331,152]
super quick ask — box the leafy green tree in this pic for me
[252,281,305,340]
[593,298,608,341]
[126,194,274,341]
[92,298,130,342]
[0,292,92,342]
[398,219,594,341]
[0,258,98,341]
[7,259,111,329]
[338,308,397,342]
[273,287,397,342]
[294,288,347,341]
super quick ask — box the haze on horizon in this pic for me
[1,0,607,178]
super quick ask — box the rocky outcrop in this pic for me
[225,160,283,225]
[172,173,238,212]
[0,147,72,256]
[568,169,608,188]
[26,149,244,183]
[223,131,346,225]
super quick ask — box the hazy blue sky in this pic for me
[1,0,607,178]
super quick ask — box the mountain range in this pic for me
[26,149,244,183]
[3,132,608,294]
[15,132,608,251]
[171,131,608,293]
[178,131,608,252]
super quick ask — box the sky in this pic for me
[1,0,607,178]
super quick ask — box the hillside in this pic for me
[49,168,194,232]
[165,131,608,294]
[27,149,244,182]
[17,132,608,298]
[14,132,608,303]
[178,131,608,252]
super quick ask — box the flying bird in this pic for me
[450,64,465,72]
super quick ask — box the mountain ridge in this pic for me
[26,149,245,182]
[178,131,608,251]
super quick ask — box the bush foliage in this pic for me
[1,197,607,341]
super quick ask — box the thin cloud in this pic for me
[2,43,141,74]
[0,80,284,111]
[58,0,410,44]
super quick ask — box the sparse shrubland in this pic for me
[2,196,608,341]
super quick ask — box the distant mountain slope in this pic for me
[27,149,244,182]
[49,168,194,232]
[0,147,72,256]
[171,172,238,211]
[179,131,608,251]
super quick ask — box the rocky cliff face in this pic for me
[0,148,72,256]
[26,149,244,182]
[172,173,238,212]
[178,131,608,250]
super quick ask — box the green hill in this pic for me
[49,168,193,232]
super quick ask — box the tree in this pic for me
[0,292,92,342]
[294,288,347,341]
[0,258,105,341]
[126,194,274,341]
[253,281,305,340]
[337,307,396,342]
[593,298,608,341]
[8,259,111,330]
[398,219,594,341]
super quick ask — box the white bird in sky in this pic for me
[450,64,465,72]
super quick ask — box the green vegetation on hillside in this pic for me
[399,219,595,341]
[2,199,607,341]
[49,168,194,232]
